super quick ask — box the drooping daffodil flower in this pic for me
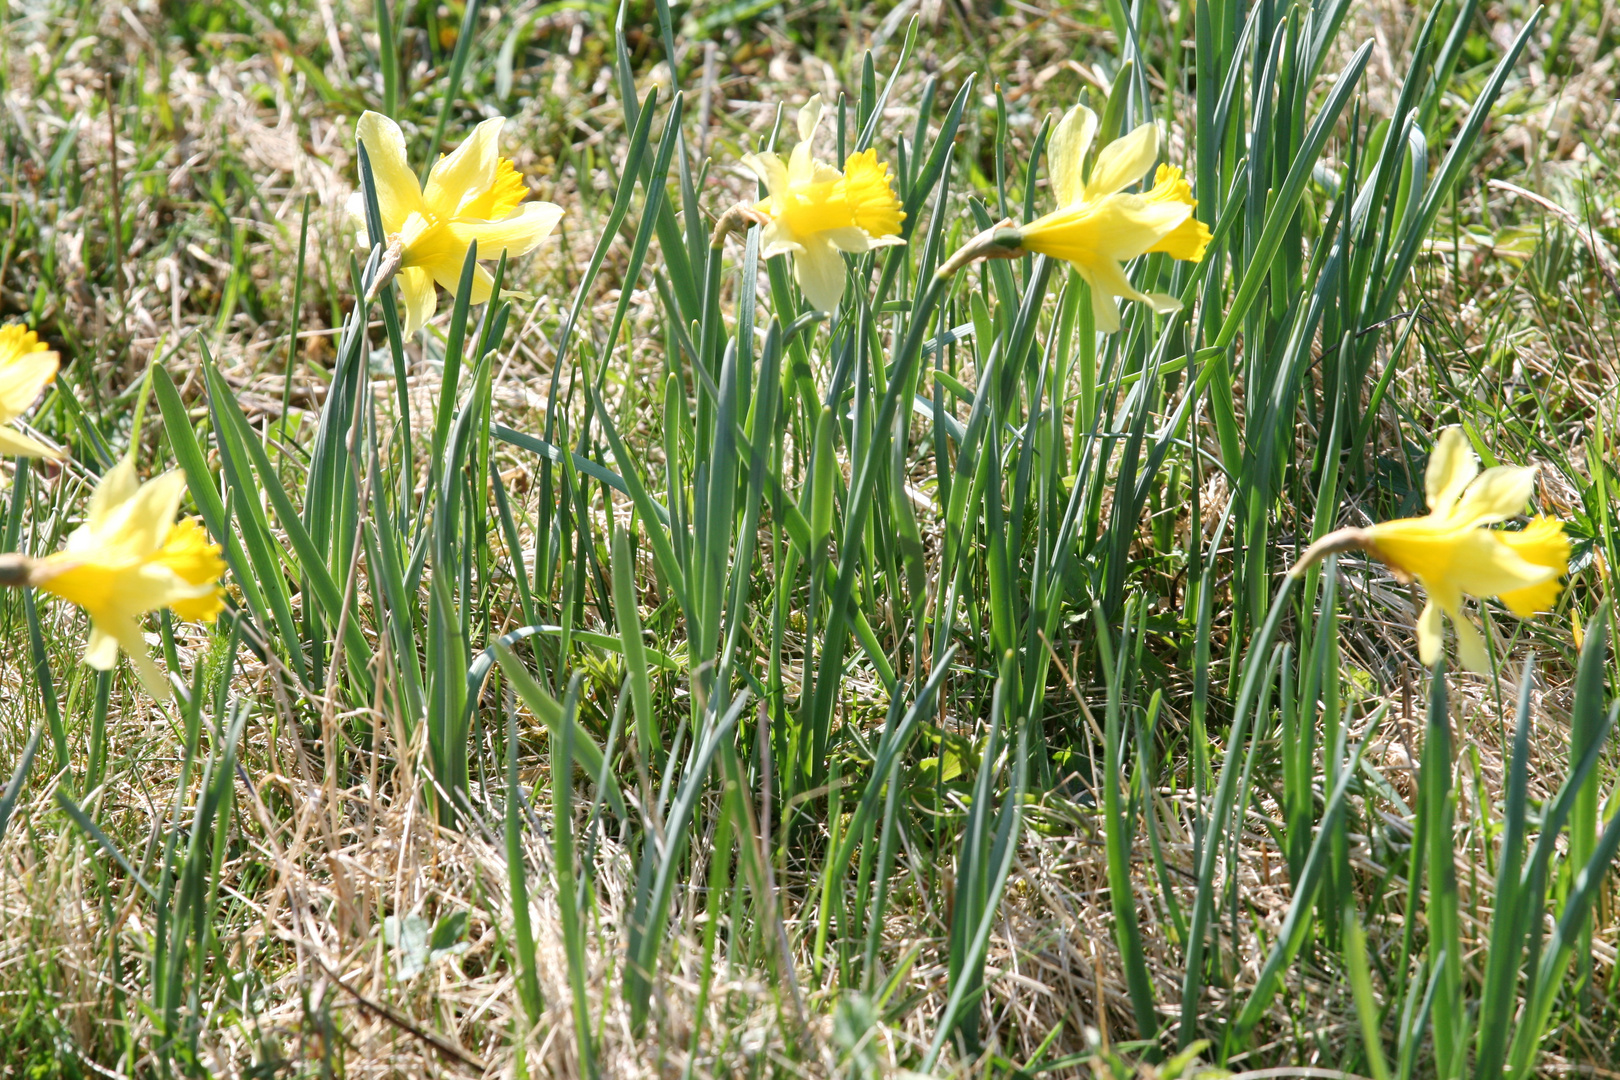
[939,102,1210,332]
[1292,427,1570,672]
[0,323,61,458]
[0,459,226,697]
[739,95,906,313]
[350,112,563,336]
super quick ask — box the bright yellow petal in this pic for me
[355,111,423,234]
[1497,516,1569,617]
[1047,103,1098,208]
[423,116,505,218]
[445,201,564,260]
[1084,122,1158,199]
[1424,427,1477,516]
[1451,465,1537,526]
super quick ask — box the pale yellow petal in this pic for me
[423,116,505,218]
[1451,465,1536,526]
[797,94,825,143]
[1415,601,1443,667]
[398,266,437,337]
[1085,122,1159,199]
[1424,427,1477,515]
[85,458,141,534]
[446,201,564,260]
[355,111,423,233]
[1047,103,1097,208]
[0,422,59,459]
[794,238,846,313]
[741,152,789,197]
[1452,611,1490,674]
[83,623,122,670]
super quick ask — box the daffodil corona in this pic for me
[740,95,906,312]
[0,323,61,458]
[7,460,226,697]
[1293,428,1570,672]
[351,112,563,336]
[939,103,1210,332]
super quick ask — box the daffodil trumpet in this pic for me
[0,459,227,697]
[349,111,563,336]
[739,94,906,313]
[939,101,1211,332]
[1290,427,1570,673]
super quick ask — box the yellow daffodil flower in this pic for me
[350,112,563,336]
[0,323,61,458]
[18,460,225,697]
[740,95,906,312]
[1293,427,1570,672]
[939,103,1210,332]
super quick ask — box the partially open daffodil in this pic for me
[350,112,563,336]
[1293,427,1570,672]
[0,323,61,458]
[740,95,905,312]
[940,103,1210,332]
[1,459,225,697]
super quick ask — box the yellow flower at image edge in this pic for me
[741,95,906,312]
[1295,427,1570,673]
[0,323,61,458]
[29,459,226,697]
[350,111,564,336]
[1015,104,1211,332]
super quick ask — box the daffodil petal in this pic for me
[1048,103,1097,208]
[0,348,57,422]
[398,266,437,337]
[355,111,423,233]
[1452,465,1537,526]
[446,201,564,260]
[1416,601,1444,667]
[0,422,58,459]
[794,238,846,313]
[84,623,122,669]
[1073,264,1122,333]
[741,152,789,196]
[1085,122,1159,199]
[424,116,505,217]
[87,458,140,533]
[1424,427,1477,516]
[1452,611,1491,674]
[797,94,824,143]
[823,226,874,253]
